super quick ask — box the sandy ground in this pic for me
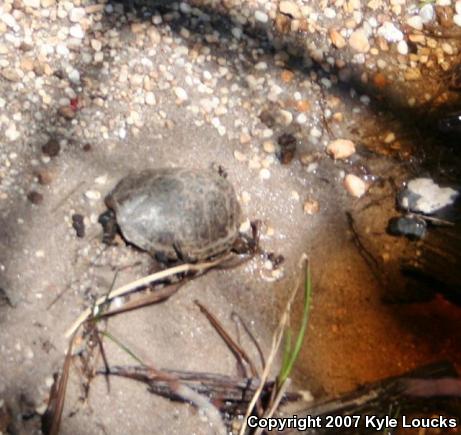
[0,0,461,433]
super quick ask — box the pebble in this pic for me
[377,22,403,42]
[419,4,435,23]
[174,87,188,102]
[263,141,276,153]
[255,10,269,23]
[329,29,346,48]
[91,39,102,51]
[454,14,461,27]
[303,199,320,215]
[397,40,408,55]
[5,124,20,141]
[349,29,370,53]
[27,191,44,205]
[233,150,247,162]
[69,7,86,23]
[399,178,458,214]
[404,68,422,81]
[42,138,60,157]
[145,92,156,105]
[279,1,302,19]
[1,68,21,82]
[344,174,367,198]
[84,190,101,201]
[23,0,41,8]
[259,168,271,180]
[407,16,423,30]
[69,24,84,39]
[326,139,356,160]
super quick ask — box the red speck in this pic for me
[70,98,79,111]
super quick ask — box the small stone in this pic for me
[419,4,435,23]
[42,138,60,157]
[397,40,408,55]
[279,1,302,19]
[233,150,247,162]
[72,214,85,238]
[20,57,34,71]
[349,28,370,53]
[1,13,17,29]
[91,39,102,51]
[277,109,293,126]
[1,68,20,82]
[324,7,336,18]
[326,139,356,160]
[131,22,145,34]
[259,168,271,180]
[399,178,458,214]
[277,133,297,164]
[35,168,54,185]
[344,174,367,198]
[84,190,101,201]
[69,7,86,23]
[58,106,76,119]
[404,67,422,81]
[147,27,161,44]
[454,14,461,27]
[145,92,156,105]
[377,22,404,42]
[27,191,44,205]
[69,24,84,39]
[384,132,395,143]
[174,87,188,102]
[407,15,423,30]
[303,199,320,215]
[329,28,346,48]
[281,69,295,82]
[5,124,20,141]
[23,0,41,8]
[41,0,55,6]
[255,10,269,23]
[263,140,276,153]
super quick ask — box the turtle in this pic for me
[99,167,246,262]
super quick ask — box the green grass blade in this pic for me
[278,264,312,386]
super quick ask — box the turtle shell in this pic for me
[105,168,241,261]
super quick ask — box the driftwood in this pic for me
[99,366,301,415]
[286,361,460,434]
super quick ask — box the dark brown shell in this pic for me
[106,168,241,261]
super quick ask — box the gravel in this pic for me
[0,0,460,432]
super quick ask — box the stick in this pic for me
[65,255,232,338]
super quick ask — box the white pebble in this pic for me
[145,92,156,105]
[69,7,86,22]
[255,10,269,23]
[377,22,403,42]
[454,14,461,27]
[344,174,367,198]
[174,87,188,101]
[419,4,434,24]
[407,15,423,30]
[69,24,85,39]
[397,40,408,55]
[326,139,356,160]
[324,7,336,18]
[259,168,271,180]
[84,190,101,200]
